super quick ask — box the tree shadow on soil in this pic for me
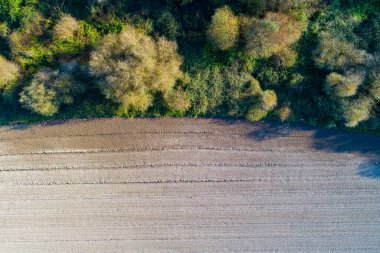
[213,119,380,179]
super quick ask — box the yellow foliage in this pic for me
[53,14,81,41]
[261,90,277,110]
[207,6,239,50]
[90,25,184,111]
[9,12,45,55]
[246,107,268,122]
[164,89,191,113]
[342,97,373,127]
[277,106,292,121]
[241,12,303,58]
[325,72,363,97]
[0,56,19,88]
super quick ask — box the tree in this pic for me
[324,72,364,98]
[246,107,268,122]
[342,97,373,127]
[271,47,298,68]
[164,89,191,114]
[314,32,371,72]
[260,90,277,110]
[369,73,380,100]
[0,56,19,88]
[207,6,239,51]
[89,25,184,111]
[241,12,303,58]
[0,0,22,23]
[20,62,85,116]
[53,14,81,41]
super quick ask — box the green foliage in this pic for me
[19,62,87,116]
[0,0,22,23]
[0,22,8,37]
[271,47,298,68]
[157,10,180,40]
[246,107,268,122]
[0,0,377,133]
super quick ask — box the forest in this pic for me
[0,0,379,132]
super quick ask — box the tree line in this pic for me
[0,0,379,131]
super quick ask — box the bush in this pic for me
[53,14,81,41]
[0,22,8,37]
[324,72,364,98]
[246,107,268,122]
[260,90,277,110]
[369,73,380,100]
[19,62,86,116]
[241,12,303,58]
[187,67,224,116]
[207,6,239,51]
[157,10,180,40]
[164,89,191,114]
[19,71,59,116]
[0,0,22,23]
[277,106,292,121]
[89,25,183,111]
[0,56,19,88]
[314,32,371,71]
[271,47,298,68]
[342,97,373,127]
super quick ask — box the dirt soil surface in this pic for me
[0,118,379,252]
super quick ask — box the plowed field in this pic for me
[0,118,379,252]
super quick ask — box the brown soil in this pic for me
[0,118,379,252]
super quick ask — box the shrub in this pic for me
[19,62,86,116]
[342,96,373,127]
[89,25,183,111]
[224,64,255,116]
[0,22,8,37]
[20,71,58,116]
[53,14,81,41]
[271,47,298,68]
[157,10,180,40]
[260,90,277,110]
[0,56,19,88]
[314,32,371,71]
[207,6,239,51]
[324,72,364,98]
[164,89,191,114]
[153,38,184,92]
[9,12,45,56]
[247,77,262,95]
[0,0,22,23]
[246,107,268,122]
[369,73,380,100]
[187,67,224,116]
[277,106,292,121]
[241,12,303,58]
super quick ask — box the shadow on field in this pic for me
[226,120,380,179]
[358,161,380,179]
